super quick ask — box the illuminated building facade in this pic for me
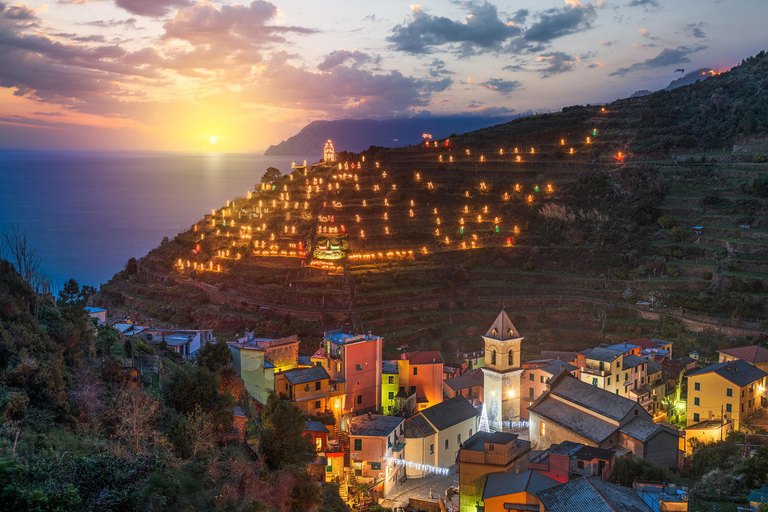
[323,140,336,162]
[482,310,524,429]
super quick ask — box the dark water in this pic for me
[0,151,306,288]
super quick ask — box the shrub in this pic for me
[669,226,689,242]
[657,215,676,229]
[754,153,767,163]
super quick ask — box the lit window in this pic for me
[540,422,546,436]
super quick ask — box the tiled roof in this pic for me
[548,441,584,456]
[444,370,484,391]
[382,360,399,374]
[305,420,330,433]
[618,417,667,442]
[484,309,521,340]
[282,365,330,385]
[404,415,436,438]
[586,347,624,363]
[718,345,768,364]
[419,395,479,432]
[529,399,618,444]
[536,476,653,512]
[687,359,768,387]
[540,359,577,375]
[548,373,640,422]
[483,470,560,500]
[402,351,445,365]
[575,445,615,461]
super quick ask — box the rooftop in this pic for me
[483,470,560,500]
[348,414,403,437]
[419,395,479,431]
[402,350,445,365]
[718,345,768,365]
[529,398,618,444]
[84,307,106,313]
[484,309,521,341]
[443,369,484,391]
[575,445,615,461]
[382,360,399,374]
[305,420,330,433]
[324,329,380,345]
[536,476,653,512]
[548,372,640,422]
[404,414,437,438]
[622,354,647,370]
[461,431,519,451]
[618,417,667,443]
[687,359,768,387]
[586,347,624,363]
[548,440,584,456]
[685,419,731,431]
[282,365,330,385]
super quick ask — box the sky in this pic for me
[0,0,766,153]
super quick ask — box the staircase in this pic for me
[336,431,351,468]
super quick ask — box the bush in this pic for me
[754,153,767,163]
[669,226,689,242]
[522,261,535,271]
[657,215,676,229]
[614,457,672,487]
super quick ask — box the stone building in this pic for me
[482,310,524,428]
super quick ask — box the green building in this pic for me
[229,342,275,405]
[462,350,485,371]
[382,360,399,414]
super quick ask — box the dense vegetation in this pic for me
[0,259,346,512]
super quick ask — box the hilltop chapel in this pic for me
[482,310,524,429]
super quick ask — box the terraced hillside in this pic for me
[97,52,768,357]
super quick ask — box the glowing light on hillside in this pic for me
[527,195,534,204]
[499,149,504,155]
[516,156,521,162]
[409,209,414,217]
[514,226,520,234]
[569,148,574,154]
[480,155,485,162]
[385,226,390,235]
[465,149,471,155]
[503,193,509,201]
[560,139,565,146]
[530,147,535,154]
[586,137,591,144]
[444,236,450,244]
[547,184,554,193]
[416,173,421,181]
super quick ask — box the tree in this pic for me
[319,483,349,512]
[68,367,105,423]
[657,215,676,229]
[195,341,232,373]
[58,278,87,309]
[186,404,217,457]
[614,457,671,487]
[669,226,689,242]
[259,392,316,470]
[737,444,768,488]
[262,167,282,184]
[0,223,44,292]
[115,387,160,453]
[162,365,234,430]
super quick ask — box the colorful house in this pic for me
[482,470,561,512]
[403,395,480,478]
[686,359,767,431]
[228,342,275,405]
[443,368,484,406]
[274,366,344,418]
[398,351,445,411]
[456,431,532,512]
[347,413,405,499]
[718,345,768,374]
[520,359,578,420]
[382,360,400,414]
[537,477,653,512]
[312,330,383,425]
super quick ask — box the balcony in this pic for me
[582,366,611,377]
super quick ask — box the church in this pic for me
[481,309,524,430]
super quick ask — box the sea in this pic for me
[0,151,307,289]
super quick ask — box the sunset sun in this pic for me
[209,136,217,144]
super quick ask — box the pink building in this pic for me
[312,330,382,423]
[520,360,578,420]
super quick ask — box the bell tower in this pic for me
[481,309,523,429]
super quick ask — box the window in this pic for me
[607,377,611,386]
[529,388,534,398]
[742,403,745,413]
[742,390,745,397]
[410,386,416,394]
[625,373,629,382]
[430,444,434,454]
[357,395,362,404]
[370,462,381,470]
[444,439,449,450]
[314,400,321,409]
[316,381,322,391]
[356,364,362,371]
[540,422,546,436]
[541,376,545,383]
[726,388,733,397]
[577,460,584,469]
[694,397,700,406]
[726,403,732,413]
[388,376,394,384]
[388,391,394,400]
[509,351,513,365]
[694,382,700,391]
[529,374,534,381]
[592,378,598,386]
[413,367,418,376]
[693,413,700,422]
[285,383,289,391]
[455,391,459,397]
[641,376,645,384]
[354,439,362,451]
[469,429,472,437]
[492,350,496,365]
[488,444,495,452]
[457,434,461,445]
[316,361,322,367]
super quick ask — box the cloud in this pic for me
[4,2,42,20]
[427,58,454,77]
[638,28,659,41]
[81,17,139,29]
[522,2,599,44]
[537,51,576,77]
[627,0,660,9]
[682,22,707,39]
[478,77,521,95]
[600,40,617,47]
[317,50,374,71]
[238,52,450,118]
[387,1,522,55]
[114,0,191,17]
[466,100,485,109]
[609,45,706,76]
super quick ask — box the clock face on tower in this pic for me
[505,378,511,387]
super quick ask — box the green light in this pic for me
[495,226,499,233]
[460,227,464,234]
[592,129,597,136]
[534,186,540,192]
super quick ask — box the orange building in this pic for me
[312,329,383,424]
[398,351,445,412]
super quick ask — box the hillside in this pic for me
[263,116,514,156]
[98,51,768,359]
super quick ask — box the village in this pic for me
[86,303,768,512]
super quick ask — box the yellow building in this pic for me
[274,366,345,418]
[686,359,767,431]
[382,360,399,414]
[482,470,560,512]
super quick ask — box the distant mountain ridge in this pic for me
[263,116,514,156]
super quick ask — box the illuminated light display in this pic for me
[480,155,485,162]
[592,129,598,136]
[480,182,487,190]
[527,195,534,204]
[449,156,454,162]
[459,218,465,225]
[465,149,471,155]
[514,225,520,234]
[516,156,522,162]
[435,228,440,236]
[436,218,441,225]
[428,182,434,189]
[392,184,397,190]
[385,226,390,234]
[384,199,389,206]
[483,205,488,213]
[376,162,380,168]
[348,250,414,261]
[534,186,540,193]
[363,200,367,207]
[499,148,504,155]
[421,247,428,255]
[477,215,482,222]
[586,137,591,144]
[464,206,469,213]
[438,155,443,162]
[514,147,518,153]
[570,148,574,154]
[465,191,470,198]
[547,184,554,192]
[503,192,509,201]
[433,208,438,215]
[415,173,421,181]
[444,236,450,244]
[384,212,389,220]
[530,147,535,154]
[382,171,387,178]
[314,239,345,260]
[561,139,565,146]
[409,209,414,217]
[410,200,415,207]
[355,215,361,222]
